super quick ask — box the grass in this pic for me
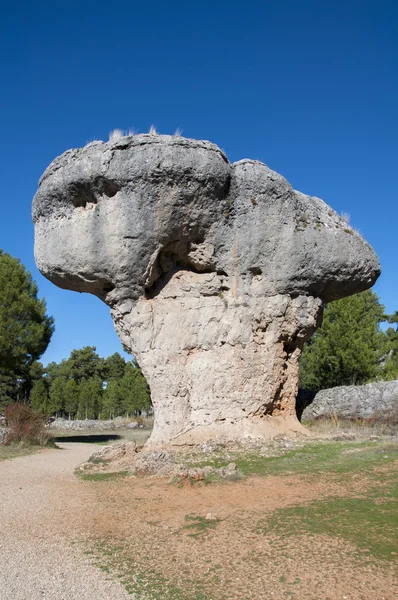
[76,470,130,482]
[0,436,58,462]
[0,443,40,461]
[108,128,123,141]
[304,415,398,437]
[256,480,398,562]
[244,441,398,564]
[184,440,398,480]
[182,515,221,538]
[86,537,213,599]
[236,441,398,478]
[87,456,108,465]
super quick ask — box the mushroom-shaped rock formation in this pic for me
[33,135,380,446]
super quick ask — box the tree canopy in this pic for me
[299,289,387,392]
[30,347,151,419]
[0,251,54,405]
[382,313,398,381]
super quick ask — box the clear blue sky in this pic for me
[0,0,397,365]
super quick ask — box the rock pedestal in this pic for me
[32,135,380,446]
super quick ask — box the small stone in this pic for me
[205,513,217,521]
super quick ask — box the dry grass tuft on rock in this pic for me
[108,128,124,141]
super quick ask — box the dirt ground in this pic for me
[1,438,397,600]
[83,444,398,600]
[0,443,130,600]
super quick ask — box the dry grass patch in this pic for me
[0,444,39,461]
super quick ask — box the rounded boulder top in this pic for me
[32,133,380,306]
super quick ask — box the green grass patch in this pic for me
[182,514,221,538]
[234,442,395,477]
[185,440,398,480]
[87,456,109,465]
[87,537,213,599]
[76,470,130,482]
[256,477,398,562]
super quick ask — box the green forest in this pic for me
[30,347,151,420]
[0,250,150,419]
[1,249,397,419]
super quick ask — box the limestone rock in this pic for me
[49,418,116,430]
[89,441,138,462]
[301,381,398,421]
[32,134,380,446]
[78,442,139,474]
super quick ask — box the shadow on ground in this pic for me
[54,434,123,444]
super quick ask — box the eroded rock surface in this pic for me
[32,134,380,446]
[301,381,398,421]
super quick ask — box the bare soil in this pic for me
[1,438,397,600]
[86,468,398,600]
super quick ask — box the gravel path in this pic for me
[0,443,131,600]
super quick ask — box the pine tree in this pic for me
[77,377,103,419]
[0,251,54,404]
[102,379,124,419]
[49,376,68,417]
[63,346,104,384]
[299,290,385,391]
[30,379,50,414]
[103,353,126,381]
[63,379,79,419]
[120,362,151,415]
[382,312,398,380]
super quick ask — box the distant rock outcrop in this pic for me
[301,381,398,421]
[49,418,116,431]
[32,134,380,446]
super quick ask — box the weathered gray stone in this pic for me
[301,381,398,421]
[32,134,380,446]
[49,418,116,431]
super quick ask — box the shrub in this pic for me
[3,403,49,446]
